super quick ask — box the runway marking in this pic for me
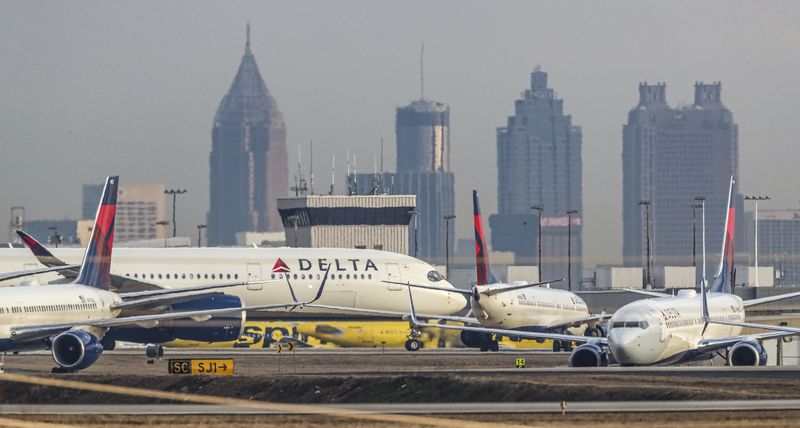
[0,417,81,428]
[0,373,533,428]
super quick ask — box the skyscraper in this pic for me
[489,67,583,288]
[207,25,288,246]
[622,82,740,278]
[393,100,455,263]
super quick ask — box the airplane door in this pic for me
[246,263,263,290]
[386,263,403,291]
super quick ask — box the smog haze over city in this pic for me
[1,1,799,265]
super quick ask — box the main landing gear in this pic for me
[553,329,575,352]
[145,344,164,364]
[405,327,423,352]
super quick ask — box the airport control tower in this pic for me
[207,25,288,246]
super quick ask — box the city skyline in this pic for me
[2,2,799,265]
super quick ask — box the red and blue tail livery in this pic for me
[710,176,736,294]
[75,176,119,290]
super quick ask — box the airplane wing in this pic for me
[482,279,565,296]
[9,273,331,343]
[0,265,81,283]
[382,281,473,296]
[115,280,274,302]
[16,230,162,292]
[696,331,799,354]
[690,319,800,354]
[544,312,612,330]
[623,288,668,298]
[8,301,307,342]
[743,291,800,307]
[404,286,604,345]
[302,303,479,324]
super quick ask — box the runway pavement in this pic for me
[3,400,800,415]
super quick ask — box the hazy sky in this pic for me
[1,1,799,264]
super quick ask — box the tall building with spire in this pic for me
[207,25,288,246]
[489,68,583,289]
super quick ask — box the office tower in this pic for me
[757,210,800,285]
[207,25,288,245]
[82,182,166,243]
[622,82,741,279]
[489,67,583,289]
[393,100,455,263]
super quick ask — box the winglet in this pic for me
[16,230,66,267]
[308,265,331,304]
[407,286,419,326]
[74,176,119,289]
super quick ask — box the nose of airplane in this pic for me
[608,330,641,365]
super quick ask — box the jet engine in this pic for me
[460,330,483,348]
[106,295,245,345]
[569,343,609,367]
[168,294,245,342]
[51,330,104,371]
[727,340,768,366]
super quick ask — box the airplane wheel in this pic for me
[490,341,499,352]
[563,341,574,352]
[585,326,602,337]
[479,342,489,352]
[145,344,164,359]
[405,339,422,352]
[552,340,562,352]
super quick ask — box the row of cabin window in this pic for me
[1,302,98,314]
[270,273,373,281]
[124,273,239,281]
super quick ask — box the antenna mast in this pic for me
[309,140,314,195]
[420,40,425,100]
[329,155,335,195]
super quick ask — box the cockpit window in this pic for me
[427,270,445,282]
[611,321,649,329]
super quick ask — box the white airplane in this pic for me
[303,190,609,352]
[408,177,800,365]
[0,176,317,372]
[8,236,467,321]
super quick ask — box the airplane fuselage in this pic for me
[0,284,120,351]
[471,284,590,334]
[0,248,467,319]
[607,291,744,365]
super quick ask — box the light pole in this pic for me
[443,215,456,279]
[566,209,578,291]
[638,200,652,289]
[196,224,206,248]
[156,220,170,248]
[745,195,770,286]
[48,226,61,248]
[164,189,187,238]
[695,196,706,288]
[408,209,419,257]
[531,205,544,281]
[691,204,703,268]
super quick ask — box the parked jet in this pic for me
[408,177,800,365]
[304,190,608,351]
[9,238,466,320]
[0,176,315,372]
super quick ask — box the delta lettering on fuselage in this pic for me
[295,258,379,272]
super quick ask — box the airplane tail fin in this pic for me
[473,190,497,285]
[16,230,67,267]
[74,176,119,290]
[710,176,736,294]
